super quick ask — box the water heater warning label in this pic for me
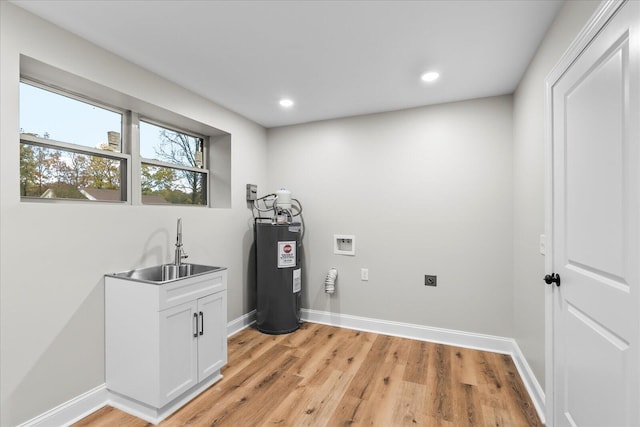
[293,268,301,293]
[277,241,296,268]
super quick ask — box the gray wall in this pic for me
[512,0,600,388]
[267,96,515,336]
[0,0,605,425]
[0,3,266,426]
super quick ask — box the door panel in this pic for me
[565,43,625,279]
[565,303,629,426]
[159,300,198,406]
[551,2,639,426]
[197,291,227,381]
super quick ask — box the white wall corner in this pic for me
[510,340,546,424]
[301,308,546,423]
[227,309,256,337]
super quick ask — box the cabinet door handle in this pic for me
[199,311,204,336]
[193,313,198,338]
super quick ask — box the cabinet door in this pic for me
[159,300,198,406]
[197,291,227,381]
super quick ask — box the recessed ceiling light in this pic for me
[421,71,440,82]
[279,99,294,107]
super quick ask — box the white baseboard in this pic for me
[302,309,515,353]
[227,309,256,336]
[17,383,108,427]
[18,309,544,426]
[18,311,256,427]
[510,340,546,424]
[301,308,546,424]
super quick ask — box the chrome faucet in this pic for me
[174,218,188,266]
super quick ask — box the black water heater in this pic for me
[256,222,302,334]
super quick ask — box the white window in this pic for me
[19,81,127,201]
[19,80,212,206]
[139,120,208,206]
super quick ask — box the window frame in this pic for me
[136,116,210,206]
[19,78,130,203]
[19,78,212,207]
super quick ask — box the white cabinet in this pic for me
[159,292,226,403]
[195,292,226,379]
[105,267,227,424]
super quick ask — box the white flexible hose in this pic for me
[325,268,337,294]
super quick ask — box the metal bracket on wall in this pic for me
[246,184,257,201]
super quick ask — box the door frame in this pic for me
[544,0,628,423]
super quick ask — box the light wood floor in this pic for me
[75,322,543,426]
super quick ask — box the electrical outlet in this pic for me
[361,268,369,281]
[425,275,437,286]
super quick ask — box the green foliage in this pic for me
[20,144,37,196]
[85,143,120,190]
[19,141,121,199]
[48,182,85,199]
[141,164,177,194]
[20,131,205,205]
[159,189,194,204]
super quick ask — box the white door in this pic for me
[550,1,639,426]
[159,300,199,406]
[197,291,227,380]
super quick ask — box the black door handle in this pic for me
[199,311,204,336]
[544,273,561,287]
[193,313,198,337]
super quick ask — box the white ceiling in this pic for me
[11,0,563,128]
